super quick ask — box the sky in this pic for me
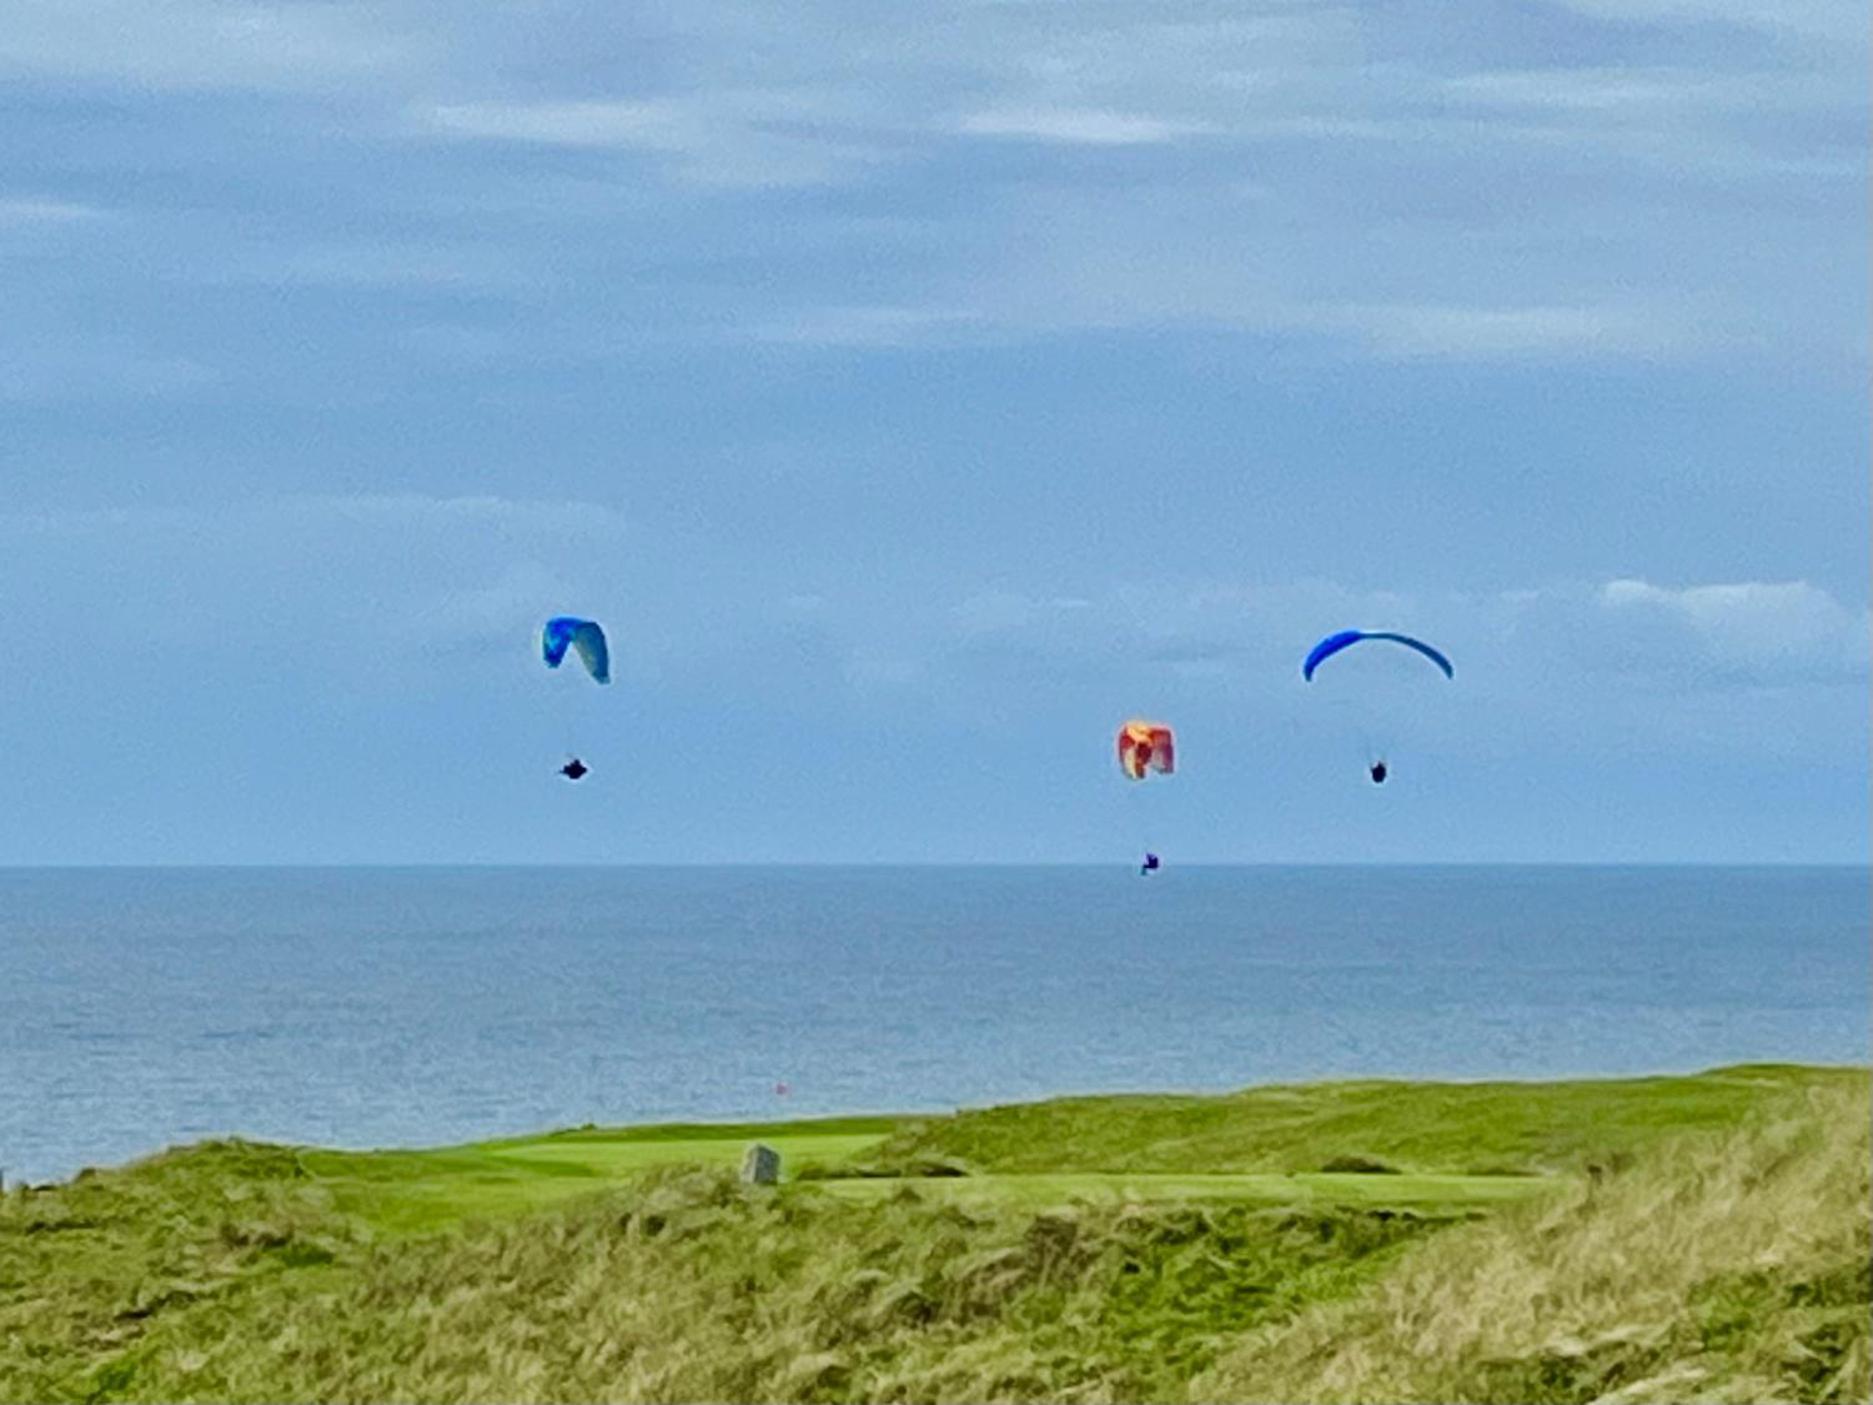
[0,0,1866,865]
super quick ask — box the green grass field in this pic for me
[299,1118,899,1235]
[2,1064,1865,1402]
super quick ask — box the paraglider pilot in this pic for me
[1140,852,1161,876]
[543,617,608,782]
[1368,761,1387,785]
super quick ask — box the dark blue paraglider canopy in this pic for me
[1302,630,1453,682]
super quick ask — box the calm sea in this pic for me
[1,865,1865,1185]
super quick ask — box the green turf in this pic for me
[301,1120,899,1235]
[257,1065,1860,1236]
[865,1063,1865,1177]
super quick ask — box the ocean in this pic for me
[1,865,1865,1185]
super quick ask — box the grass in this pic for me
[13,1169,1440,1403]
[866,1063,1866,1177]
[1197,1081,1873,1404]
[0,1063,1864,1402]
[301,1117,900,1235]
[812,1170,1552,1212]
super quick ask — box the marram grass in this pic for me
[101,1170,1434,1402]
[1,1064,1864,1403]
[1196,1081,1872,1405]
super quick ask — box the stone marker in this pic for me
[741,1142,781,1186]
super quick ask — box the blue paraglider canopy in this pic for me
[1302,629,1453,682]
[542,616,611,684]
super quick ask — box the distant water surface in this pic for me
[1,865,1865,1184]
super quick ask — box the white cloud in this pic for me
[0,1,419,91]
[1548,0,1862,45]
[839,575,1871,705]
[842,644,926,692]
[12,503,1858,700]
[425,100,680,150]
[0,495,629,673]
[953,590,1093,636]
[939,580,1429,681]
[1322,303,1685,361]
[955,108,1212,145]
[0,196,104,225]
[0,0,1858,382]
[748,305,986,349]
[260,241,538,291]
[1600,578,1871,675]
[1429,66,1862,181]
[410,560,574,650]
[1440,67,1845,119]
[0,493,624,549]
[418,92,886,188]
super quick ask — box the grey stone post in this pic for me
[740,1142,781,1186]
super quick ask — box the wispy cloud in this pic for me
[221,239,544,292]
[0,493,625,541]
[1,2,1857,376]
[0,195,104,224]
[746,304,986,348]
[1321,303,1685,362]
[425,99,679,150]
[1446,67,1767,115]
[1600,578,1871,676]
[1548,0,1864,45]
[744,285,1690,364]
[418,92,886,188]
[0,0,420,91]
[955,107,1212,146]
[0,494,631,672]
[832,576,1871,699]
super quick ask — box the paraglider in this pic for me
[543,616,611,684]
[1302,630,1450,784]
[1117,720,1175,781]
[1302,630,1452,683]
[1118,720,1174,874]
[542,616,609,778]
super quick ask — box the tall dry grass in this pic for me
[1197,1084,1872,1403]
[118,1172,1427,1403]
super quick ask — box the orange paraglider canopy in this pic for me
[1117,720,1175,781]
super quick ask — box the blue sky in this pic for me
[1,0,1865,864]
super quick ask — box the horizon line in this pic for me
[0,859,1865,872]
